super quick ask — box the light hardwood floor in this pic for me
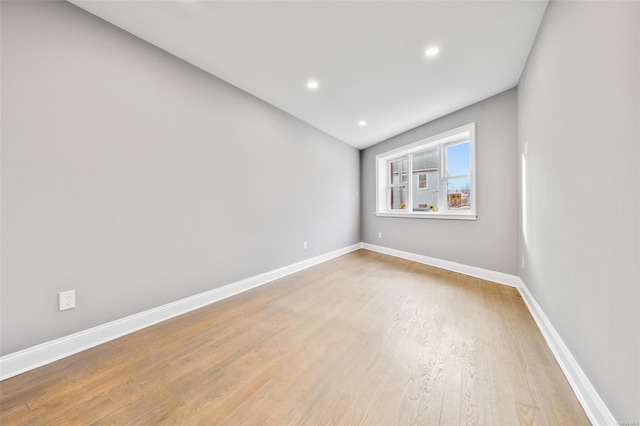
[1,249,589,425]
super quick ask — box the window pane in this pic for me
[447,177,471,209]
[413,148,439,171]
[446,142,470,176]
[413,170,439,212]
[390,158,407,184]
[390,186,407,210]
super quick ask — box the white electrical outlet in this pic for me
[59,290,76,311]
[378,232,382,239]
[303,241,308,250]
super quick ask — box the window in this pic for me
[375,123,476,220]
[389,158,407,209]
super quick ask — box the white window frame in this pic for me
[375,122,477,220]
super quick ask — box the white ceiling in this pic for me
[69,0,548,150]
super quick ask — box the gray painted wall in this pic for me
[361,89,519,275]
[0,1,360,356]
[518,1,639,421]
[2,1,638,421]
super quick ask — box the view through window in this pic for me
[375,123,476,219]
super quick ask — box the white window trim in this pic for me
[375,122,477,220]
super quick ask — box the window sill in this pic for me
[376,212,477,220]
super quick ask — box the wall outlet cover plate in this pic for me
[59,290,76,311]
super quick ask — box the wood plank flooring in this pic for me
[0,249,590,425]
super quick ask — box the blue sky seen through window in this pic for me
[446,142,470,177]
[446,141,471,199]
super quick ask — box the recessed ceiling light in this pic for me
[307,81,319,89]
[358,120,367,126]
[425,47,440,57]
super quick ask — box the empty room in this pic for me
[1,0,638,424]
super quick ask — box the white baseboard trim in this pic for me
[361,243,615,425]
[0,243,362,381]
[361,243,522,288]
[1,242,616,426]
[517,278,616,426]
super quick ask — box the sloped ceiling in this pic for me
[70,0,548,149]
